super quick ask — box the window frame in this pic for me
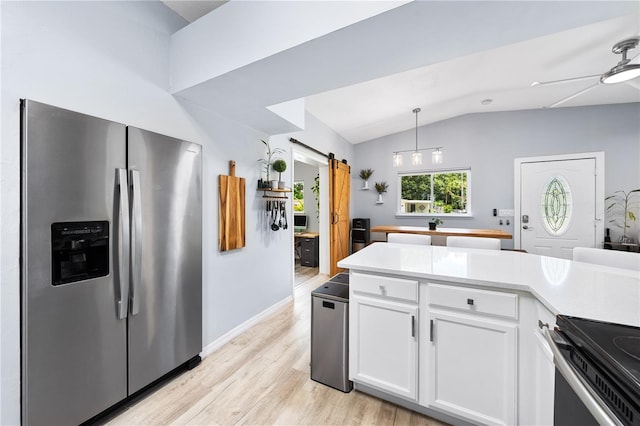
[395,168,472,218]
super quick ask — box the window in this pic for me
[541,175,572,236]
[397,169,470,216]
[293,181,304,212]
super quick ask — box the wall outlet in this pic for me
[499,209,515,217]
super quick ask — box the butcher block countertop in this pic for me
[371,225,512,239]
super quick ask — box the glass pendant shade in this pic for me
[432,148,443,164]
[411,151,422,166]
[393,153,403,167]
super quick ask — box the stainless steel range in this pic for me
[543,315,640,425]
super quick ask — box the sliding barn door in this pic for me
[329,159,350,276]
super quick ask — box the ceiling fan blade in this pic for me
[531,74,601,87]
[544,82,600,108]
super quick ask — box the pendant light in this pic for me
[411,108,422,166]
[392,107,444,168]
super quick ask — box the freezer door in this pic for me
[21,100,128,425]
[127,127,202,394]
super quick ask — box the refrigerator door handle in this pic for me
[130,169,142,315]
[117,168,130,319]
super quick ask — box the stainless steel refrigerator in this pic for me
[20,100,202,425]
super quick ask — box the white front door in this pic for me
[515,153,604,259]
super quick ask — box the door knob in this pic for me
[523,225,531,230]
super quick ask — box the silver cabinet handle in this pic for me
[539,322,623,426]
[130,169,142,316]
[116,169,130,320]
[411,315,415,338]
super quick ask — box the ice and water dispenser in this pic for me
[51,221,109,285]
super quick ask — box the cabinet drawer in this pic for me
[301,259,317,267]
[428,283,518,320]
[351,272,418,302]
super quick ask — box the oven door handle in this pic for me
[539,321,624,426]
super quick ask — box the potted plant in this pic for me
[606,189,640,242]
[272,158,287,189]
[428,217,443,230]
[257,139,284,188]
[359,168,374,190]
[374,181,388,203]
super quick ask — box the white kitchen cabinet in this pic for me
[350,272,419,400]
[425,284,518,426]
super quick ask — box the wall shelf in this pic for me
[258,187,291,199]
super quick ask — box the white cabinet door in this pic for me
[350,295,418,400]
[532,328,555,426]
[429,310,517,426]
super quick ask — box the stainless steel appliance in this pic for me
[541,315,640,426]
[310,274,352,392]
[21,100,203,425]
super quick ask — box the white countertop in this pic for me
[338,243,640,327]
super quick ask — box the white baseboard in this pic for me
[200,295,293,358]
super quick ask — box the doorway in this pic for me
[292,144,331,287]
[514,152,604,259]
[293,159,320,285]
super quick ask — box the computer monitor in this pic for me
[294,215,308,232]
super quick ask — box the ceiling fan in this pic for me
[532,37,640,108]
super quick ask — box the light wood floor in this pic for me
[295,260,318,286]
[106,274,448,425]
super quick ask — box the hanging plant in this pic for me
[311,173,320,220]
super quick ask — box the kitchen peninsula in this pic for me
[338,243,639,426]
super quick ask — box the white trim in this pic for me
[200,295,293,358]
[514,152,605,250]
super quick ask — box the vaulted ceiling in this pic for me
[162,1,640,144]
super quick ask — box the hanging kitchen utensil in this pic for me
[282,200,288,229]
[271,200,280,231]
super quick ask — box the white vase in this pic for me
[362,180,369,190]
[278,181,285,189]
[270,180,278,189]
[377,193,383,203]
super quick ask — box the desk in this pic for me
[295,232,319,267]
[371,225,512,239]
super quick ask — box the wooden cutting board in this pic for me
[219,160,246,251]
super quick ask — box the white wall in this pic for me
[351,104,640,247]
[0,2,307,423]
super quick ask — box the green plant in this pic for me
[606,189,640,239]
[311,173,320,220]
[429,217,443,226]
[374,181,388,194]
[359,168,374,180]
[257,139,284,181]
[272,158,287,182]
[293,181,304,212]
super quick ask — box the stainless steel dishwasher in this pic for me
[310,274,352,392]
